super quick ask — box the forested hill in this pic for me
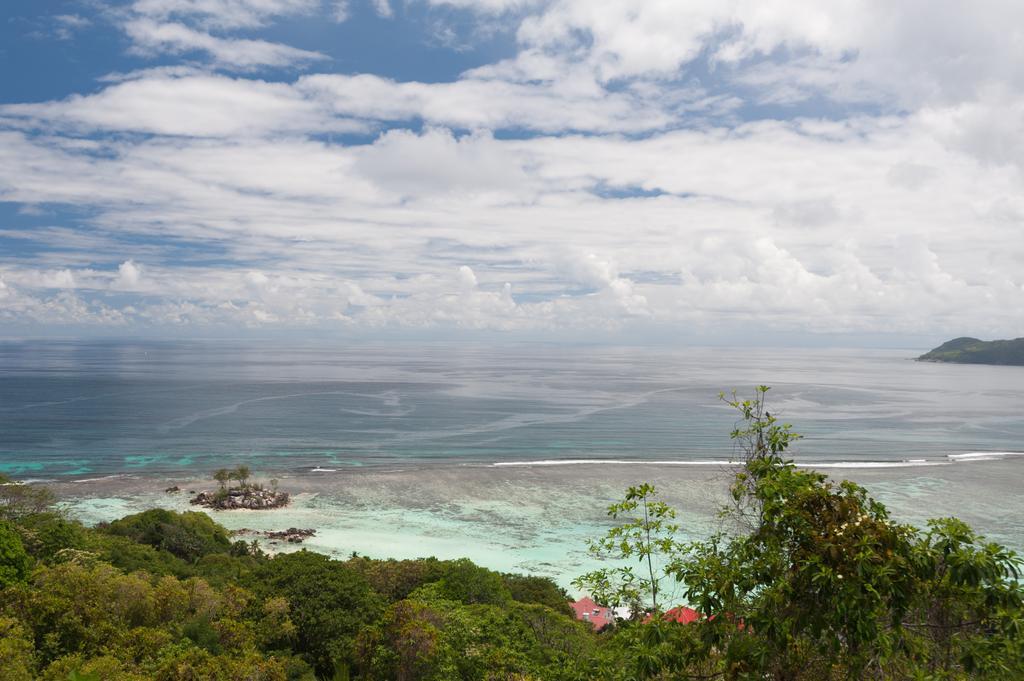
[918,337,1024,365]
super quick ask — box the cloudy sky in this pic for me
[1,0,1022,343]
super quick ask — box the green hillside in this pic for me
[918,337,1024,365]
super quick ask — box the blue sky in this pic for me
[1,1,1022,343]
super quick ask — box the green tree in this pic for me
[104,509,232,562]
[253,550,383,678]
[213,469,231,491]
[0,520,30,587]
[436,558,512,606]
[0,616,35,681]
[14,512,88,562]
[343,556,446,602]
[502,573,572,614]
[574,483,683,615]
[234,466,251,488]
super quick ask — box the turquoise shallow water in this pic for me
[54,456,1024,591]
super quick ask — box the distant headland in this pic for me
[918,337,1024,366]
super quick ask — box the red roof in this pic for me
[569,596,614,630]
[644,605,701,625]
[662,605,701,624]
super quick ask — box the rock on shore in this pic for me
[232,527,316,544]
[266,527,316,543]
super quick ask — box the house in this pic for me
[569,596,615,630]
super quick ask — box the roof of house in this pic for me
[569,596,614,630]
[643,605,702,625]
[662,605,701,624]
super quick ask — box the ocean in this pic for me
[2,340,1022,586]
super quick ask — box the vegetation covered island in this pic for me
[1,388,1022,680]
[918,337,1024,365]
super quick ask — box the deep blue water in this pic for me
[1,340,1022,478]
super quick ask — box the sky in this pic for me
[0,0,1022,344]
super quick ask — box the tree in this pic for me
[15,512,88,562]
[0,521,30,588]
[213,469,231,491]
[0,616,35,681]
[583,387,1024,680]
[253,550,383,678]
[436,558,511,606]
[104,509,232,562]
[502,573,573,615]
[574,483,683,615]
[234,466,251,488]
[0,474,57,521]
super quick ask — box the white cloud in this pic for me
[118,260,143,287]
[354,128,530,197]
[372,0,394,18]
[130,0,321,30]
[0,69,698,136]
[297,71,697,132]
[458,265,478,288]
[124,18,328,69]
[453,0,1024,113]
[53,14,92,40]
[424,0,538,11]
[330,0,350,22]
[3,1,1023,339]
[0,74,362,137]
[2,104,1021,336]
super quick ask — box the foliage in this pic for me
[357,591,596,681]
[582,386,1024,680]
[503,572,573,615]
[214,465,255,491]
[0,615,35,681]
[0,473,57,521]
[435,557,512,605]
[343,555,447,602]
[104,508,232,562]
[253,550,384,678]
[0,520,31,588]
[0,490,584,681]
[12,512,89,562]
[574,483,684,614]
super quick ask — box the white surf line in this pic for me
[947,452,1024,461]
[71,473,137,483]
[494,458,953,469]
[493,459,738,467]
[796,461,950,469]
[494,451,1024,470]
